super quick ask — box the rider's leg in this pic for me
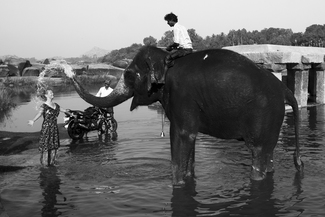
[165,49,193,68]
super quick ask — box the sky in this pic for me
[1,0,325,59]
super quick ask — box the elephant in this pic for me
[69,46,304,185]
[6,60,32,76]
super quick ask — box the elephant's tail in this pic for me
[284,87,304,172]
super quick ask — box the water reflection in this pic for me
[64,132,119,166]
[170,171,305,216]
[171,180,198,217]
[99,131,118,142]
[39,167,63,217]
[1,86,35,117]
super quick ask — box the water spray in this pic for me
[34,60,75,110]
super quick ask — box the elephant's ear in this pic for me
[146,57,166,91]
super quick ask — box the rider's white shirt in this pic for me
[96,86,113,97]
[172,23,193,49]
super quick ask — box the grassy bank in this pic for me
[0,86,16,117]
[0,74,116,88]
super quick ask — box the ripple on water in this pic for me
[1,103,325,216]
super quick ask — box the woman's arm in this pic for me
[60,106,72,116]
[28,106,44,126]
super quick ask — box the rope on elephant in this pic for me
[160,112,165,137]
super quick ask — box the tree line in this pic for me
[100,24,325,64]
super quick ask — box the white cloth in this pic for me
[172,23,193,49]
[96,86,113,97]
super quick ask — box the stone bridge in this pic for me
[223,44,325,108]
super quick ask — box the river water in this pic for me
[0,85,325,217]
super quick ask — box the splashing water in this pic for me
[38,59,74,83]
[33,60,75,110]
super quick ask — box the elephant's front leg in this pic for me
[170,123,197,185]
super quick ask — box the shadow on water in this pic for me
[0,165,25,173]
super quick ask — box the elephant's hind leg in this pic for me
[245,135,279,181]
[247,144,267,181]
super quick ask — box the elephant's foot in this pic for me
[265,153,275,173]
[293,152,304,172]
[250,165,267,181]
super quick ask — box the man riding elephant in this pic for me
[164,12,193,68]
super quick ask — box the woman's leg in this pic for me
[40,150,49,166]
[49,149,58,166]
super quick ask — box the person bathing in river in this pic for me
[28,88,72,166]
[96,79,115,123]
[96,79,113,97]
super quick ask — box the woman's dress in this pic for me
[39,103,60,152]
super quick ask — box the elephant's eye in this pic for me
[136,72,140,78]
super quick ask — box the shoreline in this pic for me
[0,74,119,86]
[0,123,70,171]
[0,123,69,155]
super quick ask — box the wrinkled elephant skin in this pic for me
[70,46,304,185]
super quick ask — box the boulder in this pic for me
[31,62,45,69]
[71,65,88,76]
[43,59,50,64]
[22,67,41,76]
[112,59,131,69]
[4,56,25,65]
[73,64,124,77]
[0,65,9,77]
[87,63,112,75]
[17,60,32,76]
[7,64,19,76]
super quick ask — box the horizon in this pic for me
[1,0,324,59]
[0,46,110,60]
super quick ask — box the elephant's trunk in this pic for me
[70,73,133,108]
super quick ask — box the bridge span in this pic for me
[223,44,325,108]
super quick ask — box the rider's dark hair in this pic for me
[164,12,178,22]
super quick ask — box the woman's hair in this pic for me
[164,12,178,22]
[37,88,52,101]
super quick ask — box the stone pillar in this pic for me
[312,63,325,104]
[286,63,310,107]
[308,68,316,101]
[316,71,325,104]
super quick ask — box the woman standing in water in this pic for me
[28,88,71,166]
